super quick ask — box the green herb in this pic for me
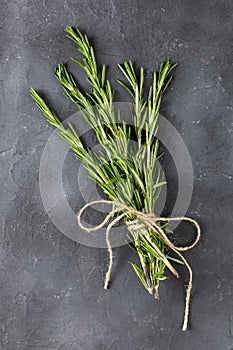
[30,27,180,305]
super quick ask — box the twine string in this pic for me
[77,199,200,331]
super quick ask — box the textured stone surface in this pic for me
[1,0,233,349]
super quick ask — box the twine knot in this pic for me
[77,200,200,331]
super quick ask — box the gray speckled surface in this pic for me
[1,1,233,349]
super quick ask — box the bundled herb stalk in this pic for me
[30,27,200,331]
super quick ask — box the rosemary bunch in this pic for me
[30,27,181,301]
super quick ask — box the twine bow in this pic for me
[77,200,200,331]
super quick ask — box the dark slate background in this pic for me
[1,1,233,349]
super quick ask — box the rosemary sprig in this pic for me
[30,26,181,300]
